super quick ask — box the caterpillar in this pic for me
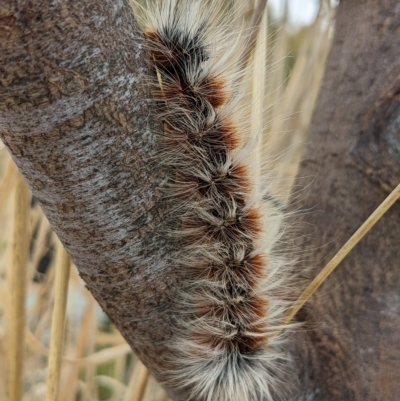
[141,1,297,400]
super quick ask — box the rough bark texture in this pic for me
[291,0,400,400]
[0,1,181,399]
[1,0,400,400]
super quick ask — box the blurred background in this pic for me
[0,1,337,400]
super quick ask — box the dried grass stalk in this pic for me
[7,172,30,401]
[281,183,400,329]
[45,240,71,401]
[123,360,150,401]
[0,160,18,218]
[250,0,268,188]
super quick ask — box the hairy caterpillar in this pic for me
[141,1,297,400]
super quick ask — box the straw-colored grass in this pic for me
[0,1,336,400]
[7,172,30,401]
[276,183,400,337]
[45,242,71,401]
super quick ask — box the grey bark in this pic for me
[0,0,181,398]
[290,0,400,400]
[1,0,400,400]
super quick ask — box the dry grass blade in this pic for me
[113,355,127,401]
[60,296,96,401]
[95,331,126,347]
[45,240,71,401]
[238,0,268,72]
[7,172,30,401]
[250,0,267,187]
[281,183,400,329]
[71,343,132,366]
[263,3,335,204]
[95,375,127,398]
[123,360,150,401]
[0,159,18,218]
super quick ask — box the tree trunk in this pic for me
[0,0,181,399]
[292,0,400,400]
[1,0,400,400]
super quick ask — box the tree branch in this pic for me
[291,0,400,399]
